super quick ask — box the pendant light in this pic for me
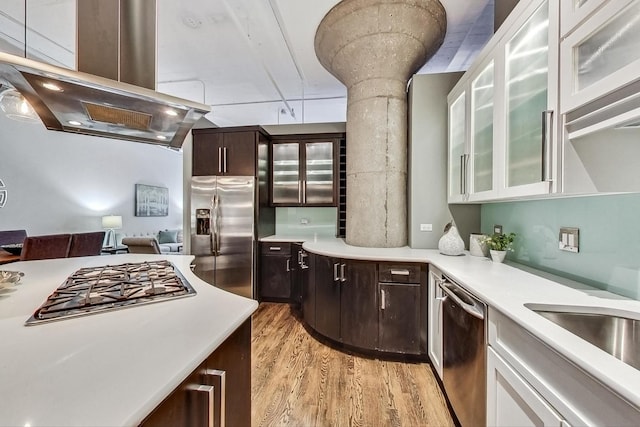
[0,85,39,123]
[0,0,39,124]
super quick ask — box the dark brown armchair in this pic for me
[68,231,106,257]
[20,234,72,261]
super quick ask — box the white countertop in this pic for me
[260,234,327,243]
[301,238,640,411]
[0,254,258,427]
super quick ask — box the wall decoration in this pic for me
[135,184,168,217]
[0,179,6,208]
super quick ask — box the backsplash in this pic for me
[275,207,337,237]
[481,194,640,300]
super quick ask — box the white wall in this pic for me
[0,113,184,237]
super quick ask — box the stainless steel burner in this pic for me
[26,260,196,325]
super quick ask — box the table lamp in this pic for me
[102,215,122,248]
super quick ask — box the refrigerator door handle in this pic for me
[214,194,221,255]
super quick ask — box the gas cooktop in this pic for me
[25,260,196,325]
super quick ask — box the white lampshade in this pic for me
[102,215,123,229]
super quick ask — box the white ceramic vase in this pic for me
[469,234,489,257]
[438,223,465,256]
[490,249,507,263]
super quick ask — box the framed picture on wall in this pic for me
[135,184,169,217]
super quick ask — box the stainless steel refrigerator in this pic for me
[190,176,255,298]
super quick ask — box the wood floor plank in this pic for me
[252,303,454,427]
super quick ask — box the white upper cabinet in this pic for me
[469,60,498,201]
[560,0,609,37]
[560,0,640,116]
[447,0,560,203]
[501,0,559,199]
[448,89,468,203]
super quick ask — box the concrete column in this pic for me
[315,0,446,247]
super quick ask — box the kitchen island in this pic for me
[0,254,257,427]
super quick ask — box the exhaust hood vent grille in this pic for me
[83,103,152,131]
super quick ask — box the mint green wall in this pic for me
[481,194,640,300]
[275,207,337,237]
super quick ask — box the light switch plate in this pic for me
[420,223,433,232]
[559,227,579,253]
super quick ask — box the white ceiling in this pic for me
[0,0,494,127]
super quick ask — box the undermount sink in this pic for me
[525,304,640,371]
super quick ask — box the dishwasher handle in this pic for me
[439,281,484,320]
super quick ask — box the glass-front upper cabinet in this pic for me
[272,143,300,205]
[271,138,338,207]
[560,0,609,37]
[448,90,467,203]
[469,60,495,200]
[305,142,334,205]
[502,0,559,198]
[560,0,640,115]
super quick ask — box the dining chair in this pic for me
[0,229,27,246]
[121,237,162,254]
[20,234,72,261]
[68,231,106,257]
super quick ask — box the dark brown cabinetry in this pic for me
[303,253,427,356]
[340,260,378,349]
[141,319,251,427]
[270,134,341,207]
[259,242,292,301]
[313,253,341,339]
[192,126,268,176]
[379,264,422,354]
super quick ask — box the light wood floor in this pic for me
[251,303,454,427]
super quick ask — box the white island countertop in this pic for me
[0,254,258,427]
[301,238,640,412]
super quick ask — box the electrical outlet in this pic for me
[300,218,309,225]
[420,224,433,232]
[493,224,503,234]
[559,227,579,253]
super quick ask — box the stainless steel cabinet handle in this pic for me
[286,259,291,272]
[204,369,226,427]
[380,289,386,310]
[302,179,306,203]
[333,263,339,281]
[298,180,302,204]
[541,110,553,182]
[218,147,223,174]
[390,269,410,276]
[223,146,228,173]
[269,246,281,251]
[459,154,465,195]
[340,263,346,282]
[186,384,215,427]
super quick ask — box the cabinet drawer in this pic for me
[261,242,291,255]
[378,263,421,283]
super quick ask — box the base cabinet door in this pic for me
[259,255,291,300]
[487,347,564,427]
[302,251,316,328]
[313,253,341,341]
[340,260,378,349]
[428,266,444,379]
[141,320,251,427]
[378,282,421,354]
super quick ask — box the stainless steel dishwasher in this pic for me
[440,275,487,427]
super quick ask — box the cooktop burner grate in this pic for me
[26,260,196,325]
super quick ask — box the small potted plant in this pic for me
[483,232,516,263]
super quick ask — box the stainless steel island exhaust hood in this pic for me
[0,0,210,148]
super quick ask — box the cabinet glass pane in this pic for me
[305,142,334,204]
[472,61,494,193]
[449,93,466,197]
[272,143,300,204]
[506,1,548,188]
[575,2,640,91]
